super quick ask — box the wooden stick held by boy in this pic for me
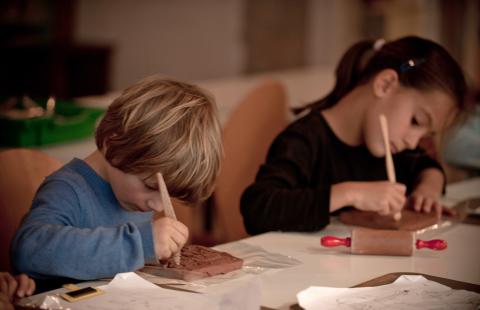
[379,114,401,221]
[156,173,181,265]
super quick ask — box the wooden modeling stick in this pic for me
[379,114,401,221]
[156,172,181,265]
[321,228,447,256]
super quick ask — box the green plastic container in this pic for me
[0,99,105,147]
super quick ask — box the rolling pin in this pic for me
[321,228,447,256]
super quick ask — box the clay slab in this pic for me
[339,209,438,231]
[141,245,243,281]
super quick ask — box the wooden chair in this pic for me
[0,149,62,272]
[211,80,289,243]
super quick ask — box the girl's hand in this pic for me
[151,216,188,261]
[409,184,453,219]
[409,168,452,218]
[344,181,407,215]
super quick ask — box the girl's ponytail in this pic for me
[295,36,467,119]
[293,39,375,114]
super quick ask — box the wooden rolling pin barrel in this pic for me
[321,228,447,256]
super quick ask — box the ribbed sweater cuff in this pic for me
[137,220,157,264]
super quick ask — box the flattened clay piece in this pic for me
[339,209,439,231]
[141,245,243,281]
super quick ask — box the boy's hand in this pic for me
[0,272,35,302]
[151,217,188,261]
[348,181,407,216]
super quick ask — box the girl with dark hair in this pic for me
[241,36,468,235]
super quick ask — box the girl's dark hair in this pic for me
[294,36,467,116]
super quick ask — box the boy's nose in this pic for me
[146,199,161,212]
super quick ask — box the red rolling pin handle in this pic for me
[321,235,447,251]
[416,239,448,250]
[321,236,352,247]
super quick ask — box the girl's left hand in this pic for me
[409,186,455,219]
[409,192,442,218]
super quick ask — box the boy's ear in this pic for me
[372,69,399,98]
[101,134,117,152]
[101,141,108,153]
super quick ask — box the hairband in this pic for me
[370,39,425,74]
[399,58,426,73]
[373,39,386,51]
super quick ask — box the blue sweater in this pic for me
[11,158,156,280]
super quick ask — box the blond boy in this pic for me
[12,77,222,287]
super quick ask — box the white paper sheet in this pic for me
[37,272,261,310]
[297,275,480,310]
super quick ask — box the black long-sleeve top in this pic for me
[240,109,444,235]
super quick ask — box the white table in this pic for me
[17,179,479,309]
[236,223,479,309]
[224,177,480,309]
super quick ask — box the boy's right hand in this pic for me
[348,181,407,216]
[151,216,189,261]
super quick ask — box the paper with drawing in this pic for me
[30,272,260,310]
[297,275,480,310]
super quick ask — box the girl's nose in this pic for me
[404,138,416,149]
[404,131,423,150]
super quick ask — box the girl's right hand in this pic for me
[347,181,407,215]
[151,216,188,261]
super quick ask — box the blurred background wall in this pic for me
[1,0,478,97]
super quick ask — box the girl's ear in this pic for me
[372,69,399,98]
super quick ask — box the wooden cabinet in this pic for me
[0,44,111,98]
[0,0,111,98]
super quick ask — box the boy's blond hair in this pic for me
[95,76,222,204]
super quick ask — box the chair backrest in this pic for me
[0,148,62,271]
[171,198,206,245]
[212,80,289,242]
